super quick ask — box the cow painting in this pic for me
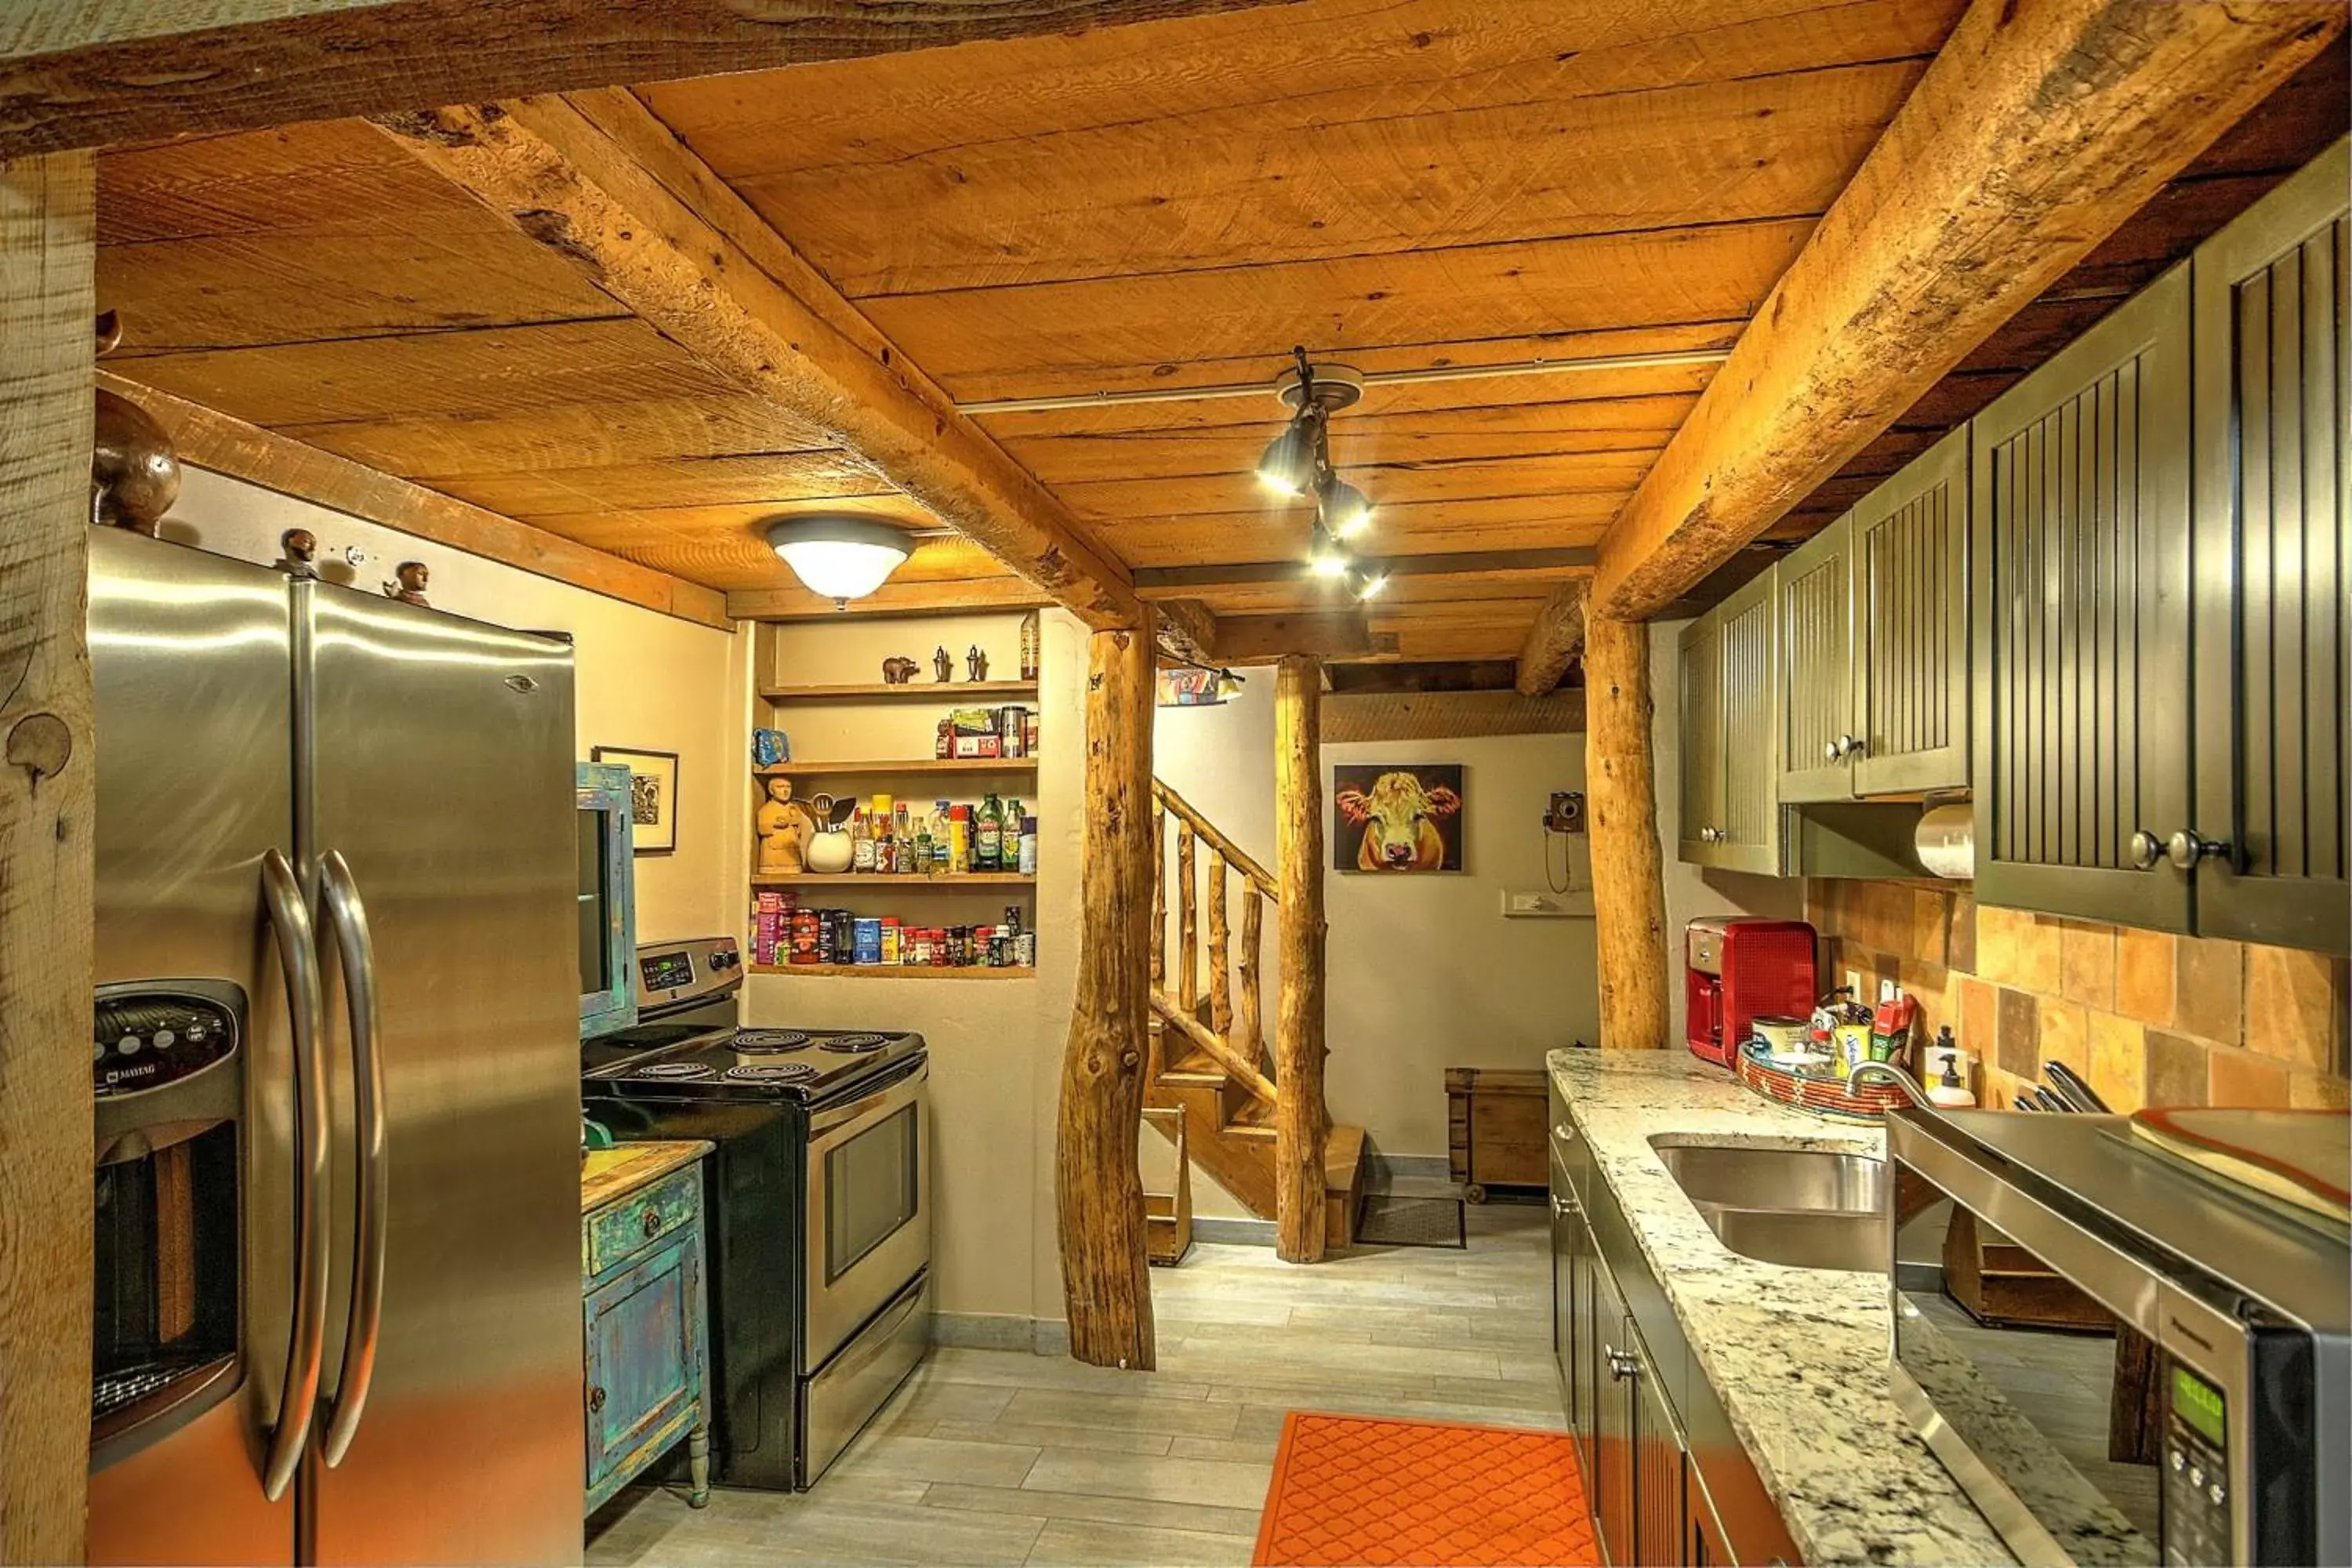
[1333,764,1465,873]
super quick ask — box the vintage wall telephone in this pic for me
[1542,789,1586,895]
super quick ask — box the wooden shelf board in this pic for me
[750,873,1035,887]
[761,681,1038,702]
[747,964,1036,980]
[754,757,1040,776]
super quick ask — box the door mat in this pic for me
[1252,1411,1599,1567]
[1353,1192,1467,1249]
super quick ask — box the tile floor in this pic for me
[586,1202,1559,1566]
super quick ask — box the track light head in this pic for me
[1306,527,1352,579]
[1347,567,1389,601]
[1319,477,1374,539]
[1256,418,1317,497]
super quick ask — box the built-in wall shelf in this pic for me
[748,963,1036,980]
[761,681,1038,702]
[750,873,1034,887]
[753,757,1039,778]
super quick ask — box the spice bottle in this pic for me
[949,805,972,874]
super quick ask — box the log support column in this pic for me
[1055,619,1156,1367]
[1273,655,1329,1262]
[0,149,97,1563]
[1584,615,1670,1051]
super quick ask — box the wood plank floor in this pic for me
[586,1203,1555,1566]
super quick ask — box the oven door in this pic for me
[803,1062,929,1370]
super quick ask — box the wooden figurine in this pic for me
[932,646,953,683]
[384,561,430,607]
[880,655,920,685]
[966,644,988,681]
[755,781,813,874]
[278,528,320,579]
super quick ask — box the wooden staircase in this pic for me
[1145,780,1365,1251]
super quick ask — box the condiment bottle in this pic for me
[850,808,876,873]
[1018,815,1038,875]
[948,805,971,874]
[975,793,1003,872]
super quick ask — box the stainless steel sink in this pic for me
[1650,1137,1889,1272]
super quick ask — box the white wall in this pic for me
[1650,619,1806,1046]
[1154,678,1599,1163]
[155,467,745,943]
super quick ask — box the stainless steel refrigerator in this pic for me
[86,527,586,1566]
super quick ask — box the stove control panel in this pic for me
[93,983,240,1099]
[633,935,743,1011]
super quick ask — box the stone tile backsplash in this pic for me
[1804,880,2349,1113]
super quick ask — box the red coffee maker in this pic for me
[1685,916,1817,1068]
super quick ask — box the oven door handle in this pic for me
[808,1065,927,1139]
[315,850,386,1468]
[259,849,328,1503]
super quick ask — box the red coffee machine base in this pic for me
[1686,917,1817,1068]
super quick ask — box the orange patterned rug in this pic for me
[1252,1411,1601,1566]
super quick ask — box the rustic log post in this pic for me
[1206,855,1232,1039]
[1273,655,1330,1262]
[1055,619,1157,1368]
[1585,615,1670,1050]
[1149,797,1165,989]
[0,148,98,1563]
[1175,822,1197,1014]
[1236,891,1264,1070]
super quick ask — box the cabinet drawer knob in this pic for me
[641,1207,664,1239]
[588,1385,607,1414]
[2165,830,2234,872]
[2129,829,2165,871]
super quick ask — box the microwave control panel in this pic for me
[93,986,240,1099]
[2160,1362,2232,1565]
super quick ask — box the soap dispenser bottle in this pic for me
[1926,1027,1977,1109]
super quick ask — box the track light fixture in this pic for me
[1258,347,1377,575]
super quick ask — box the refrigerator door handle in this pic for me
[260,849,329,1502]
[316,850,387,1468]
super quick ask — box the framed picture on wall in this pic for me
[1333,764,1465,873]
[592,745,681,855]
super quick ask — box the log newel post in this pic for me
[1585,615,1670,1050]
[1272,655,1330,1262]
[1054,618,1157,1368]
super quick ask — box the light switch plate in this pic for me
[1501,889,1577,919]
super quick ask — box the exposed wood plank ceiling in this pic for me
[86,0,2342,659]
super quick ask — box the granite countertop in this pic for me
[580,1139,711,1215]
[1547,1047,2014,1567]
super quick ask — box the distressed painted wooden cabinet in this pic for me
[1970,263,2194,931]
[1679,568,1780,874]
[2188,141,2350,953]
[583,1158,712,1514]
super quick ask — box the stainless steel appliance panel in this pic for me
[87,529,300,1567]
[301,583,583,1566]
[800,1275,929,1486]
[803,1064,929,1371]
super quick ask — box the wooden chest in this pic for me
[1445,1067,1550,1201]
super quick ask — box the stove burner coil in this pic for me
[724,1062,818,1084]
[731,1029,811,1054]
[819,1032,891,1054]
[633,1061,717,1081]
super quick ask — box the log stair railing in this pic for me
[1147,779,1364,1253]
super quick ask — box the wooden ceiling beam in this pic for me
[1541,0,2343,636]
[370,90,1146,632]
[0,0,1318,157]
[1515,578,1591,695]
[102,372,734,630]
[1152,600,1394,666]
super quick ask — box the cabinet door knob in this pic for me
[1604,1345,1640,1381]
[1552,1194,1581,1218]
[1823,739,1844,764]
[2166,830,2234,871]
[1841,734,1865,759]
[588,1385,607,1414]
[2129,829,2165,870]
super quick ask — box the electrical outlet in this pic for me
[1501,889,1574,919]
[1879,978,1900,1004]
[1844,968,1862,999]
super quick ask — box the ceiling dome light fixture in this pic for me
[763,514,913,607]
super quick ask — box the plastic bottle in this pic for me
[1018,815,1039,876]
[1926,1028,1978,1109]
[850,808,876,874]
[948,805,971,875]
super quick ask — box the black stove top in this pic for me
[586,1022,924,1102]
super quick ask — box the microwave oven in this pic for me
[1886,1108,2347,1567]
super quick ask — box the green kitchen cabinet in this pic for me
[583,1164,711,1515]
[1970,263,2194,931]
[2187,140,2350,953]
[1849,426,1969,795]
[1773,514,1854,804]
[1676,565,1782,875]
